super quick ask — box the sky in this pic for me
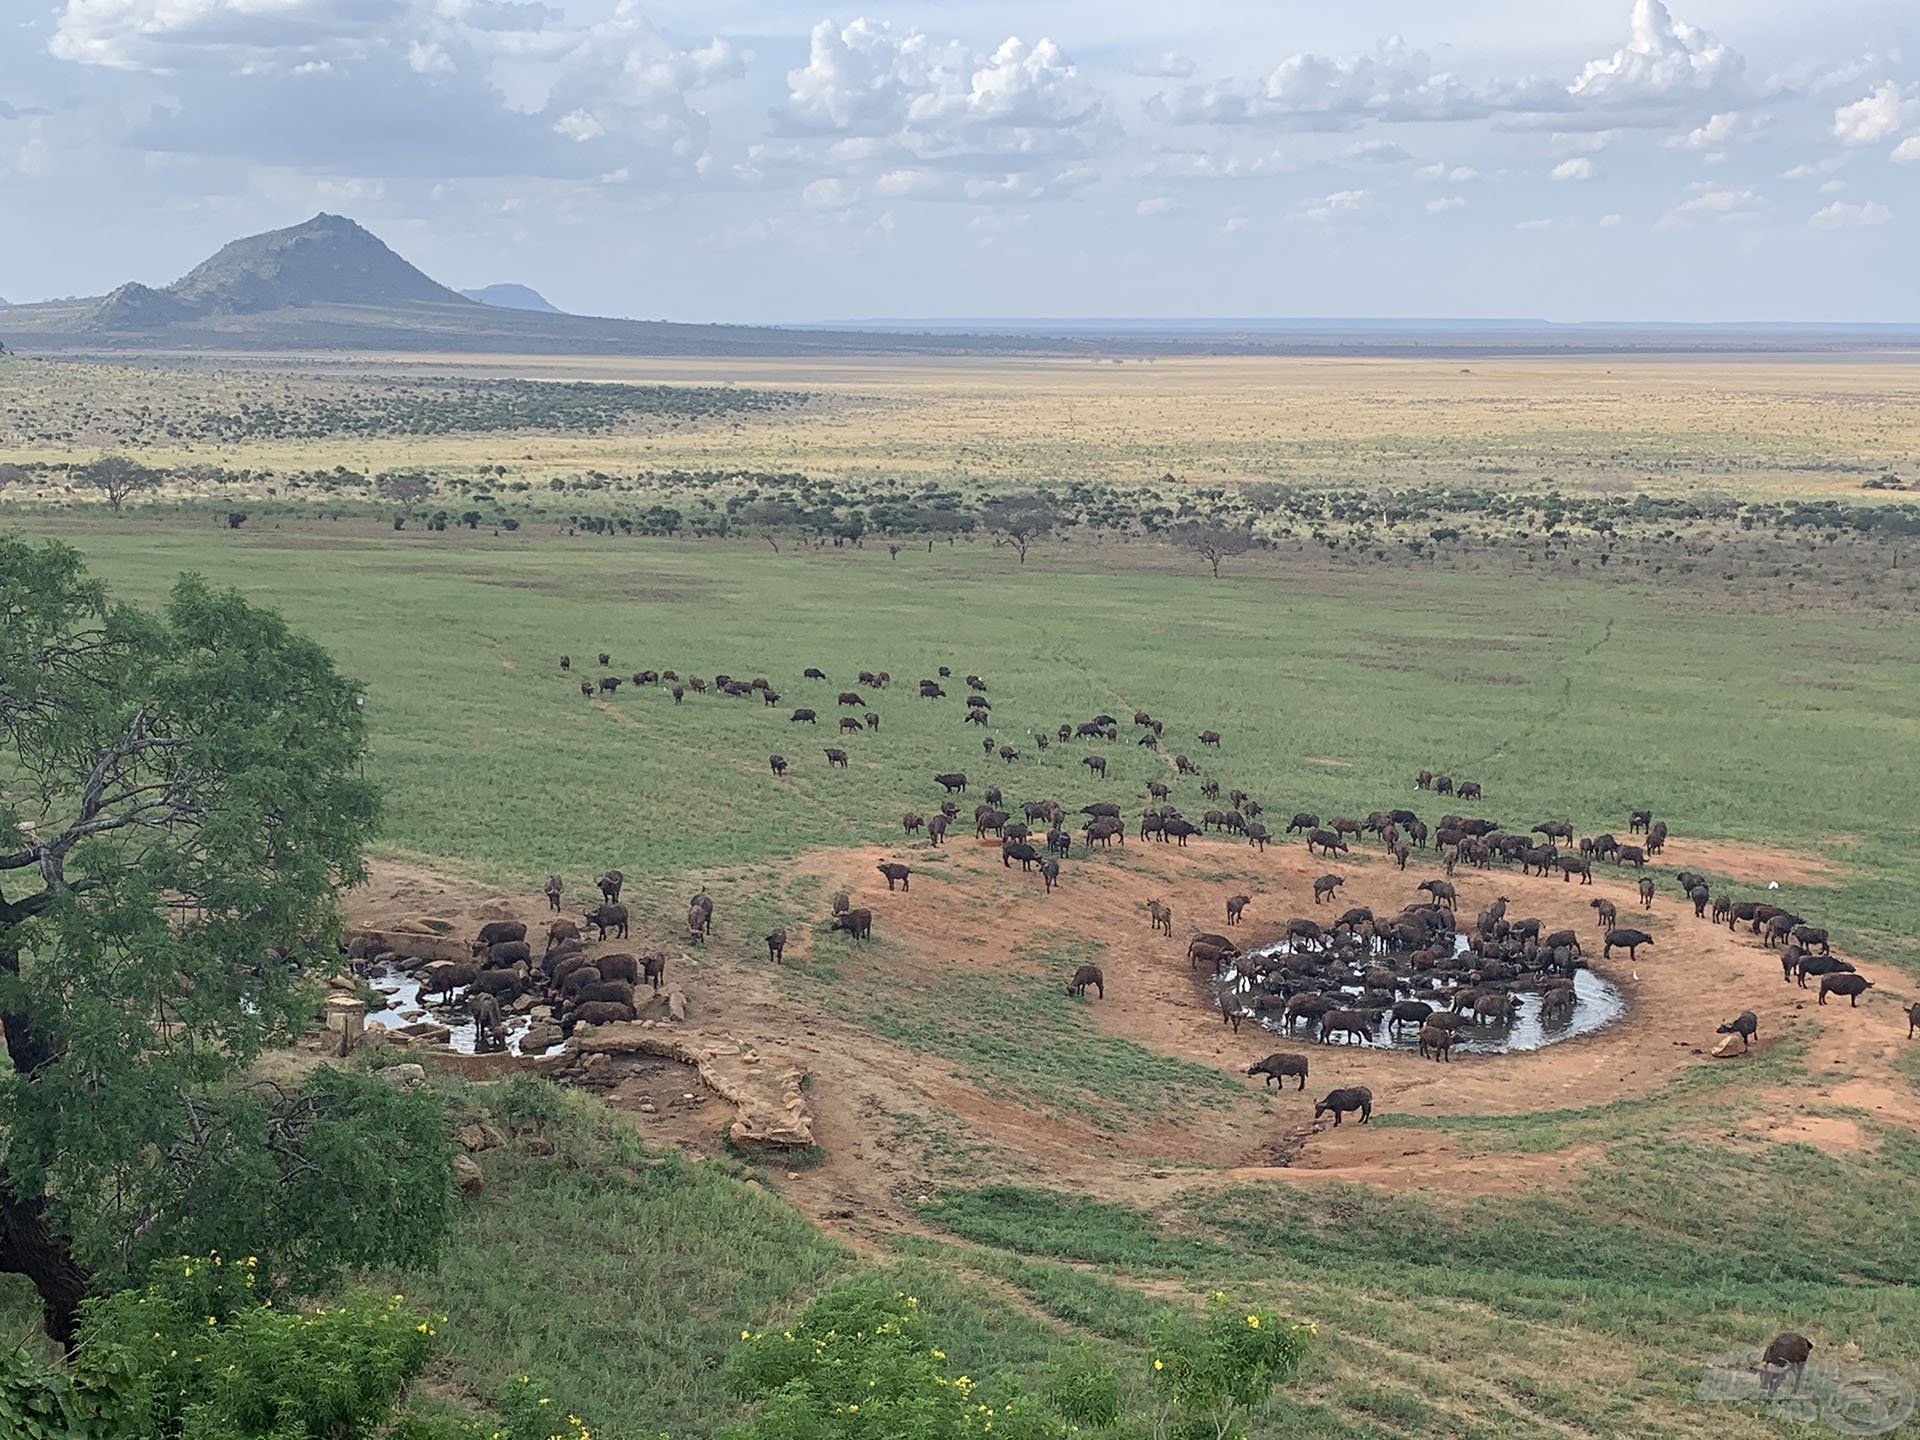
[2,0,1918,322]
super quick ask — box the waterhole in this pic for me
[1219,933,1625,1055]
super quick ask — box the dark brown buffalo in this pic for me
[1716,1010,1758,1048]
[765,929,787,963]
[1039,858,1061,892]
[1306,828,1348,856]
[837,691,865,707]
[480,940,532,970]
[1756,1334,1813,1398]
[824,747,850,767]
[769,754,788,776]
[1319,1008,1381,1045]
[585,903,629,941]
[1818,973,1872,1006]
[1418,1023,1455,1062]
[474,921,527,952]
[1313,874,1345,904]
[544,874,564,912]
[877,862,912,891]
[1314,1086,1373,1125]
[1603,928,1652,960]
[928,814,950,844]
[1247,1052,1309,1090]
[1226,894,1251,925]
[596,870,624,903]
[830,908,873,941]
[1066,964,1104,998]
[935,771,968,793]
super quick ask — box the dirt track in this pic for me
[349,829,1918,1247]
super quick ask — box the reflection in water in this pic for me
[363,961,542,1056]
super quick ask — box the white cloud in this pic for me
[1132,51,1194,80]
[1832,81,1917,146]
[552,108,602,141]
[1425,194,1466,213]
[1895,135,1920,165]
[408,39,454,75]
[44,0,744,182]
[802,175,857,210]
[1782,156,1844,180]
[1136,194,1176,215]
[1551,156,1593,180]
[1222,215,1250,233]
[1566,0,1740,112]
[1516,217,1553,230]
[1414,161,1477,182]
[1344,139,1410,163]
[1668,109,1760,153]
[1808,199,1890,229]
[1598,212,1624,227]
[784,20,1102,147]
[1301,187,1367,221]
[1660,182,1759,226]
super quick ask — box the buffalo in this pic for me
[824,747,850,768]
[1066,964,1104,999]
[1603,928,1653,960]
[1247,1052,1309,1090]
[877,862,912,891]
[585,904,629,941]
[1314,1086,1373,1125]
[1716,1011,1758,1049]
[765,929,787,964]
[830,908,873,941]
[1818,973,1872,1006]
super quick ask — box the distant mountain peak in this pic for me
[164,212,470,317]
[460,283,564,315]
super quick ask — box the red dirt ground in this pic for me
[348,830,1916,1249]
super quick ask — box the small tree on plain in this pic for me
[76,455,159,514]
[1174,521,1256,578]
[980,492,1064,564]
[738,499,802,552]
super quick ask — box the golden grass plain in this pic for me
[6,350,1920,499]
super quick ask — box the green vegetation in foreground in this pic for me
[20,523,1920,972]
[921,1133,1920,1438]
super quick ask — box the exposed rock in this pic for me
[568,1022,814,1148]
[519,1020,564,1056]
[374,1063,427,1089]
[666,990,688,1023]
[344,926,467,964]
[453,1154,485,1193]
[455,1122,507,1152]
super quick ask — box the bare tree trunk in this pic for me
[0,1182,89,1349]
[0,925,92,1348]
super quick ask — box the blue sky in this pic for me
[2,0,1916,321]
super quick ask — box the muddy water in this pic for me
[1221,935,1625,1055]
[363,962,552,1056]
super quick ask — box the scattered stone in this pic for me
[374,1063,427,1090]
[523,1135,556,1157]
[519,1021,564,1056]
[453,1154,484,1193]
[455,1122,506,1152]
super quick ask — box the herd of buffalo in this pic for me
[520,652,1900,1120]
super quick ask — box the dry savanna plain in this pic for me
[4,347,1920,1439]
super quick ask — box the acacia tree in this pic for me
[0,536,394,1344]
[379,473,432,520]
[737,498,802,552]
[1173,521,1256,578]
[979,492,1064,564]
[75,455,158,515]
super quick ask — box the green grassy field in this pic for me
[21,519,1918,964]
[11,516,1920,1438]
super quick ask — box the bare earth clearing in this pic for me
[347,824,1918,1254]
